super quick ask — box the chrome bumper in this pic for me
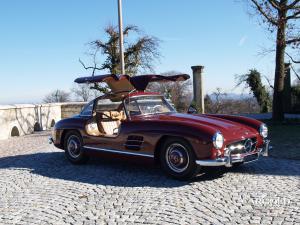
[196,139,270,167]
[48,136,54,144]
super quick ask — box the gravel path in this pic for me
[0,132,299,225]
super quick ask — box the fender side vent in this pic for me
[125,136,144,151]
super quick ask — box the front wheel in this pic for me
[64,131,89,164]
[160,138,199,180]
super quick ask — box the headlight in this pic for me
[259,124,268,138]
[213,132,224,149]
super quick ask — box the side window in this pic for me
[96,98,122,111]
[81,101,93,116]
[125,99,141,116]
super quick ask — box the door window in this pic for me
[81,101,94,116]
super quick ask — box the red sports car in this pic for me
[49,74,270,180]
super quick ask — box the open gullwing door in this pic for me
[74,74,190,92]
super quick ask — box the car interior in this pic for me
[95,108,126,137]
[84,99,127,137]
[83,94,174,137]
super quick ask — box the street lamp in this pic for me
[118,0,125,74]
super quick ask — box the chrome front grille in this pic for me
[226,137,257,154]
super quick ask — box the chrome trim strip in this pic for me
[127,94,163,99]
[83,146,154,158]
[122,98,131,121]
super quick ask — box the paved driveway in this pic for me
[0,132,299,225]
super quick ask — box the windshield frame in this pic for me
[123,94,176,118]
[80,100,94,117]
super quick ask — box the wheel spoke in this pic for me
[67,135,81,158]
[165,143,189,173]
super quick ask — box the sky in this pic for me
[0,0,278,104]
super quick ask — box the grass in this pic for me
[264,120,300,160]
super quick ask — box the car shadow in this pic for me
[0,152,298,187]
[0,151,228,187]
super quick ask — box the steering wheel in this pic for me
[152,105,163,113]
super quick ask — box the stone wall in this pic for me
[0,102,87,140]
[61,103,86,119]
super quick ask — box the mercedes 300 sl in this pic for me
[49,74,270,180]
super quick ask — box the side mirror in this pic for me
[187,106,197,114]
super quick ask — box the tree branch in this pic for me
[287,0,300,9]
[268,0,280,10]
[123,25,139,36]
[263,75,274,89]
[291,64,300,81]
[250,0,278,26]
[79,58,102,71]
[286,10,300,20]
[285,52,300,63]
[286,37,300,44]
[90,83,109,93]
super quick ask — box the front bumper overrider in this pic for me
[48,136,54,144]
[196,139,270,167]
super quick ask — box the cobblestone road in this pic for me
[0,132,299,225]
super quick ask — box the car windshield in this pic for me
[124,95,176,116]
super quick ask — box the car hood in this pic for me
[146,113,259,142]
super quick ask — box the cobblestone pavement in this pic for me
[0,132,299,225]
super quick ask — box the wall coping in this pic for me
[0,102,87,110]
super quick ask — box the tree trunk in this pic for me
[272,9,287,121]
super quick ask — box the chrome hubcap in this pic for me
[165,143,189,173]
[67,135,81,158]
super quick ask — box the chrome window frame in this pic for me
[123,94,176,119]
[80,100,94,117]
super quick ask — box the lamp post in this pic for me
[118,0,125,74]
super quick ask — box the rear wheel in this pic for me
[160,138,199,180]
[64,131,89,164]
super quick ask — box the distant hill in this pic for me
[208,93,253,101]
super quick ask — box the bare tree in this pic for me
[205,89,260,114]
[247,0,300,120]
[79,49,103,77]
[90,25,160,75]
[147,71,192,112]
[204,88,228,113]
[212,88,228,113]
[43,90,71,103]
[79,50,110,94]
[71,83,99,102]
